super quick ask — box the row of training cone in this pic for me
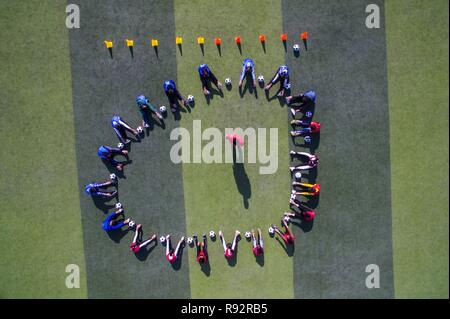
[104,32,309,49]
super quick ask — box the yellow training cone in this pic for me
[104,40,113,49]
[151,39,158,47]
[197,36,205,45]
[176,37,183,45]
[125,39,134,47]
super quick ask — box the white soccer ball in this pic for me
[304,136,311,144]
[115,202,122,209]
[306,111,313,118]
[159,105,167,113]
[159,236,166,244]
[117,142,124,149]
[187,237,193,245]
[268,227,275,235]
[128,220,135,228]
[283,216,291,224]
[109,173,117,180]
[293,44,300,52]
[294,172,302,180]
[137,126,143,133]
[209,230,216,238]
[225,78,232,86]
[245,231,251,239]
[187,95,195,103]
[258,75,264,83]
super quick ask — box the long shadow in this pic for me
[92,196,116,214]
[226,243,239,267]
[291,218,314,233]
[204,84,223,105]
[292,132,320,153]
[101,158,132,178]
[300,166,318,184]
[239,73,257,99]
[135,241,158,261]
[232,145,251,209]
[303,193,320,209]
[107,227,131,243]
[275,237,295,257]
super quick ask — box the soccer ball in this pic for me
[109,173,117,181]
[159,105,167,113]
[128,220,135,228]
[187,237,194,245]
[283,216,291,224]
[209,230,216,239]
[225,78,232,86]
[159,236,166,244]
[136,126,143,134]
[117,142,124,149]
[268,227,275,235]
[293,44,300,52]
[258,75,264,83]
[285,83,291,89]
[305,111,313,118]
[304,136,311,144]
[245,231,251,239]
[115,202,122,209]
[187,95,195,103]
[294,172,302,180]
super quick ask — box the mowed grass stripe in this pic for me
[283,0,394,298]
[69,0,190,298]
[385,0,449,298]
[0,1,87,298]
[174,0,293,298]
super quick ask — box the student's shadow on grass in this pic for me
[238,75,257,99]
[227,246,239,267]
[232,145,251,209]
[291,218,314,233]
[265,88,287,106]
[107,228,131,243]
[275,237,295,257]
[135,241,158,262]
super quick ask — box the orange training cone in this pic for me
[300,32,308,50]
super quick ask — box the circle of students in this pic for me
[85,59,320,267]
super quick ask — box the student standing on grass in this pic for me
[238,58,257,89]
[111,115,140,145]
[272,219,296,245]
[85,175,117,198]
[219,230,241,260]
[265,65,290,97]
[163,80,188,113]
[102,208,132,232]
[251,228,264,257]
[165,235,185,264]
[97,145,128,171]
[198,64,222,95]
[129,224,157,253]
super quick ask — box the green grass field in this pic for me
[0,0,448,299]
